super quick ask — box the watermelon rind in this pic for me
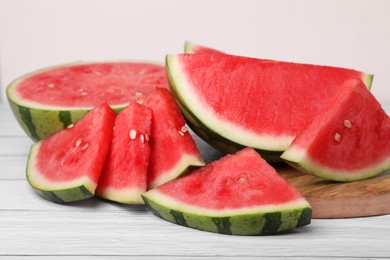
[6,60,164,142]
[281,146,390,182]
[142,189,312,235]
[166,55,373,163]
[26,142,96,203]
[96,187,146,204]
[148,153,206,189]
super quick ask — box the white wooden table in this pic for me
[1,102,390,259]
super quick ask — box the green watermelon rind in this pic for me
[281,146,390,182]
[166,55,374,162]
[6,61,163,142]
[26,142,96,203]
[142,189,312,235]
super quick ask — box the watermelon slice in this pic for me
[166,53,373,162]
[6,61,168,141]
[142,147,312,235]
[144,88,205,189]
[184,41,224,54]
[281,78,390,182]
[95,102,152,204]
[26,103,115,203]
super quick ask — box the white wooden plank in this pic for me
[0,210,389,258]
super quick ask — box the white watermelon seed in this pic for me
[238,177,246,183]
[140,134,145,143]
[335,133,341,142]
[181,125,188,133]
[75,138,83,148]
[136,99,144,104]
[145,133,150,142]
[47,83,55,88]
[135,92,143,97]
[129,129,137,140]
[178,131,184,136]
[344,119,352,128]
[81,143,89,150]
[80,91,88,96]
[67,124,74,129]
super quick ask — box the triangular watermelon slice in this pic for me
[26,103,116,203]
[95,102,152,204]
[144,88,205,189]
[142,147,311,235]
[166,52,373,162]
[281,78,390,182]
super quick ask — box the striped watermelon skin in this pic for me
[143,193,311,235]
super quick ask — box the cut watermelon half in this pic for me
[166,53,373,162]
[144,88,205,189]
[281,78,390,182]
[95,102,152,204]
[26,103,115,203]
[184,41,224,54]
[142,147,312,235]
[6,61,168,141]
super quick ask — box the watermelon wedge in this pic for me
[142,148,312,235]
[26,103,115,203]
[144,88,205,189]
[281,78,390,182]
[6,61,168,141]
[184,41,224,54]
[95,102,152,204]
[166,53,373,162]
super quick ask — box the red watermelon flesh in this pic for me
[13,62,168,108]
[26,103,115,202]
[156,148,306,209]
[281,78,390,182]
[144,88,205,189]
[167,53,373,155]
[95,102,152,204]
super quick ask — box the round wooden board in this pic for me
[278,165,390,219]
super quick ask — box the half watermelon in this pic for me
[144,88,205,189]
[281,78,390,182]
[166,53,373,162]
[142,147,312,235]
[95,102,152,204]
[6,61,168,141]
[26,103,115,203]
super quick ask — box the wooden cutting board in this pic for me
[278,165,390,219]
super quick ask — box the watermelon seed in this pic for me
[75,138,83,148]
[67,124,74,129]
[81,143,89,150]
[136,99,144,104]
[140,134,145,143]
[178,131,184,136]
[145,133,150,142]
[238,177,246,183]
[181,125,188,133]
[344,120,352,129]
[335,133,341,142]
[135,92,143,97]
[129,129,137,140]
[47,83,55,88]
[80,91,88,96]
[77,88,84,92]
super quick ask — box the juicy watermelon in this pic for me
[184,41,224,54]
[144,88,205,189]
[166,53,373,162]
[6,61,168,141]
[281,78,390,182]
[142,147,312,235]
[26,103,115,203]
[95,102,152,204]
